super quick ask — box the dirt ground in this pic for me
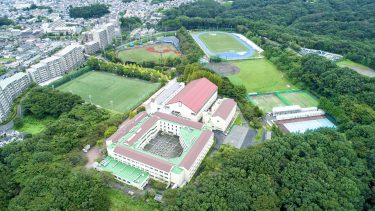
[85,146,101,169]
[206,62,240,76]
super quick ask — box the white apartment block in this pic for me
[105,23,116,45]
[92,28,109,50]
[27,44,84,85]
[84,41,100,55]
[0,73,31,122]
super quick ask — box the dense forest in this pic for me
[1,0,375,210]
[159,0,375,69]
[69,4,109,19]
[157,1,375,209]
[0,88,125,210]
[162,49,375,210]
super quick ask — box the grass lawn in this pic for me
[250,94,286,112]
[228,59,295,93]
[118,43,180,63]
[108,189,158,211]
[279,91,319,107]
[0,57,16,62]
[57,71,159,113]
[336,59,375,77]
[198,32,248,53]
[15,116,54,134]
[233,115,242,126]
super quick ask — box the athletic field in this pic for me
[191,31,260,60]
[228,59,295,93]
[198,32,248,53]
[278,92,318,107]
[57,71,159,113]
[249,91,319,112]
[250,94,285,112]
[118,43,180,63]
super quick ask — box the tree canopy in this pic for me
[69,4,109,19]
[159,0,375,69]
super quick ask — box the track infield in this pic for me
[198,32,248,53]
[118,43,180,63]
[228,59,295,93]
[57,71,159,113]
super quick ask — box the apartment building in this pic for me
[27,44,84,85]
[0,72,31,122]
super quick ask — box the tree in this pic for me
[69,4,109,19]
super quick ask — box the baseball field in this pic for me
[117,43,180,63]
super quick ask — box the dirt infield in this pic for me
[146,45,181,55]
[206,62,240,76]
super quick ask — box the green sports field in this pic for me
[198,32,248,53]
[57,71,159,113]
[118,43,180,63]
[278,91,319,107]
[228,59,295,93]
[249,91,319,112]
[250,94,286,112]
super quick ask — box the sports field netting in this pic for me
[57,71,159,113]
[284,118,336,133]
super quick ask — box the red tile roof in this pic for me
[126,116,159,146]
[212,99,237,120]
[166,78,217,113]
[114,146,173,172]
[180,130,213,170]
[155,112,203,130]
[108,112,148,143]
[126,112,204,146]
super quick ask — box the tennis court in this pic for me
[278,91,319,107]
[283,118,336,133]
[249,94,286,112]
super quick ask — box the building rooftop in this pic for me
[100,156,149,186]
[55,44,81,56]
[0,72,28,89]
[114,145,173,172]
[212,99,237,120]
[167,78,217,113]
[107,112,212,173]
[180,130,213,170]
